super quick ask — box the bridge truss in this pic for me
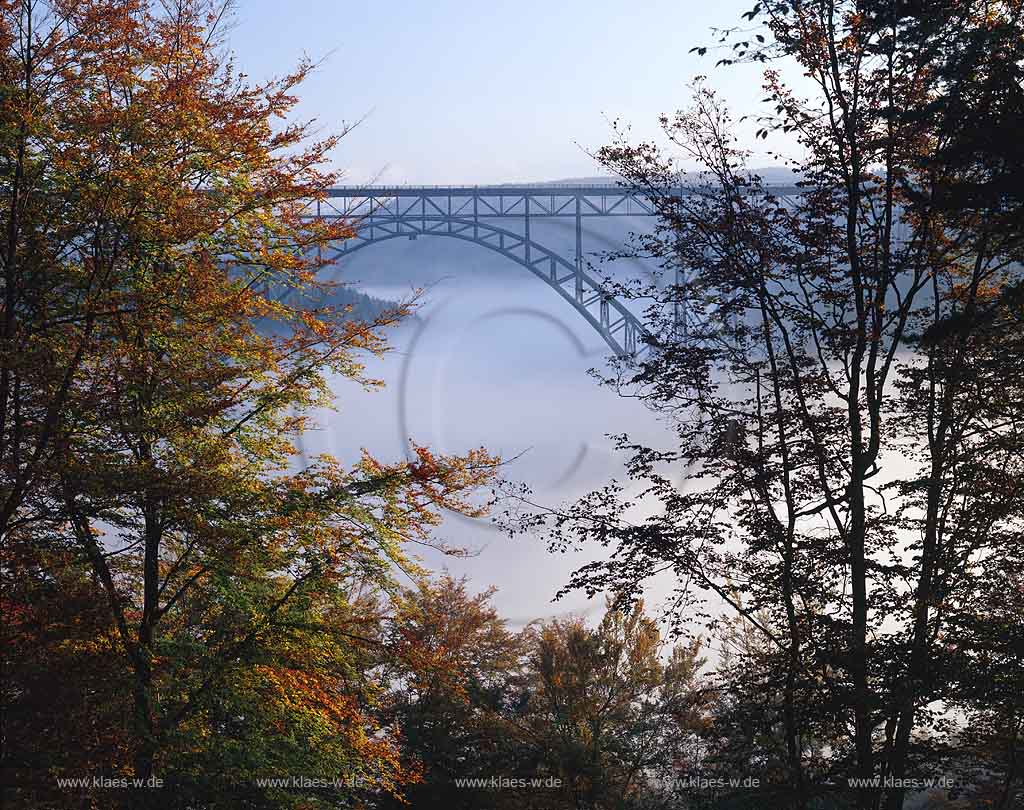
[307,184,801,357]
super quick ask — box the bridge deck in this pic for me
[307,183,803,357]
[326,183,804,197]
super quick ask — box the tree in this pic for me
[382,586,709,810]
[0,1,498,806]
[155,572,409,810]
[0,537,131,806]
[507,2,1024,808]
[519,601,707,810]
[381,574,530,810]
[940,549,1024,810]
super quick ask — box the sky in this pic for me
[229,0,802,626]
[230,0,796,185]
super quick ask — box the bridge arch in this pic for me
[327,216,646,357]
[307,183,805,356]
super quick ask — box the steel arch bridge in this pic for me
[307,184,802,357]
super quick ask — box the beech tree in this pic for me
[0,539,131,802]
[381,575,531,810]
[507,2,1024,809]
[0,1,497,807]
[381,586,710,810]
[518,602,708,810]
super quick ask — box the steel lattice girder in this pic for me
[304,184,803,358]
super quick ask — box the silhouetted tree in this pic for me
[507,3,1024,809]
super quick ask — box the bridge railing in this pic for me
[324,182,805,195]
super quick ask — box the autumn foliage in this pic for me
[0,1,496,807]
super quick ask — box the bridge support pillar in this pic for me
[575,194,584,302]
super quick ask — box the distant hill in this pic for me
[257,283,415,337]
[329,285,413,322]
